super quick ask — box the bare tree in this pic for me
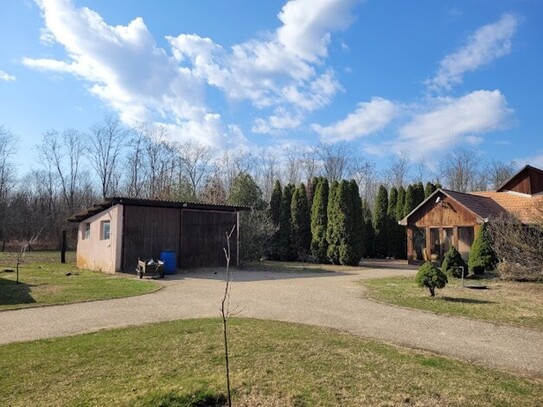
[317,143,352,182]
[200,173,227,204]
[299,147,320,183]
[350,157,379,208]
[175,141,214,199]
[0,126,17,248]
[87,116,128,198]
[37,128,86,213]
[484,159,517,190]
[440,147,482,192]
[124,124,149,198]
[284,147,303,186]
[385,150,411,187]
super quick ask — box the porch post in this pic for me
[406,227,414,264]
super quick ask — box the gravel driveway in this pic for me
[1,266,542,376]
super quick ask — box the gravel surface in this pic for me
[1,266,542,376]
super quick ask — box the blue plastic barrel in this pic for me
[160,250,177,275]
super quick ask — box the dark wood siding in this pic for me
[122,206,180,271]
[121,205,238,270]
[180,209,237,268]
[499,167,543,195]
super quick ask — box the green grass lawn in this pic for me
[0,318,541,407]
[0,251,160,310]
[362,276,543,330]
[243,260,361,273]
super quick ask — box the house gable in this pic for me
[497,165,543,195]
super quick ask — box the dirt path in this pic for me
[1,267,542,376]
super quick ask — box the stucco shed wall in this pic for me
[76,205,123,273]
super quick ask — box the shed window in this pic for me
[101,221,110,240]
[83,223,90,240]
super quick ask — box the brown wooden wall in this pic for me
[121,206,180,271]
[180,209,238,268]
[501,167,543,195]
[121,205,238,271]
[408,192,478,227]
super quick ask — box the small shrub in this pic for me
[441,246,467,278]
[415,261,448,297]
[469,223,497,275]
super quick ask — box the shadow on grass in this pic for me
[0,277,36,306]
[440,296,495,305]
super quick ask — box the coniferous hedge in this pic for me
[326,181,341,264]
[361,199,375,258]
[291,183,311,259]
[279,184,296,261]
[373,185,388,257]
[349,180,365,263]
[269,180,282,260]
[310,178,329,263]
[387,186,400,258]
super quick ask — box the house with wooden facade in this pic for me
[399,165,543,264]
[68,197,248,273]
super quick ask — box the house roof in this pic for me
[470,191,543,223]
[497,164,543,193]
[68,197,250,223]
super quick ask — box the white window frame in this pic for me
[100,220,111,240]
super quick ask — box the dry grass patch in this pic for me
[243,260,361,274]
[0,318,541,406]
[363,276,543,329]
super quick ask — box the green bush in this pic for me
[468,223,497,275]
[441,246,468,278]
[415,261,448,297]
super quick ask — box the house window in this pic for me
[83,223,91,240]
[101,220,110,240]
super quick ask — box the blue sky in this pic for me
[1,0,542,175]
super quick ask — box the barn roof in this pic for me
[496,164,543,194]
[68,197,250,223]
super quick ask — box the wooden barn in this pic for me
[68,198,248,273]
[399,165,543,264]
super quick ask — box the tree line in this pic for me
[0,119,517,251]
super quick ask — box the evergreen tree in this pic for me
[270,180,282,226]
[468,223,497,275]
[415,182,425,206]
[441,246,468,278]
[268,179,282,260]
[404,184,416,217]
[435,181,442,190]
[387,186,399,258]
[307,176,319,210]
[361,200,375,257]
[310,178,329,263]
[349,180,365,263]
[279,184,296,261]
[373,185,388,257]
[424,182,436,198]
[326,180,341,264]
[396,186,406,220]
[227,172,265,209]
[395,185,407,259]
[291,183,311,259]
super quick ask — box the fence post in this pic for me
[61,230,67,264]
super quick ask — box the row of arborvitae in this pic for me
[416,224,497,296]
[269,178,371,265]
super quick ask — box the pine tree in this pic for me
[227,172,265,209]
[269,180,282,260]
[310,178,329,263]
[337,181,358,265]
[424,182,436,198]
[307,176,319,210]
[279,184,296,261]
[404,184,416,217]
[395,185,407,259]
[291,183,311,260]
[349,180,365,263]
[361,199,375,258]
[270,180,282,226]
[326,180,341,264]
[387,186,399,258]
[468,223,497,275]
[441,246,468,278]
[373,185,388,257]
[415,182,425,206]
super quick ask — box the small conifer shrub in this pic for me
[441,246,468,278]
[415,261,448,297]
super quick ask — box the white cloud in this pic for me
[0,70,16,81]
[426,14,518,91]
[312,97,398,143]
[252,110,303,135]
[394,90,512,156]
[26,0,357,142]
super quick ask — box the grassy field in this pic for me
[243,260,362,273]
[0,251,160,310]
[0,318,541,407]
[362,276,543,330]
